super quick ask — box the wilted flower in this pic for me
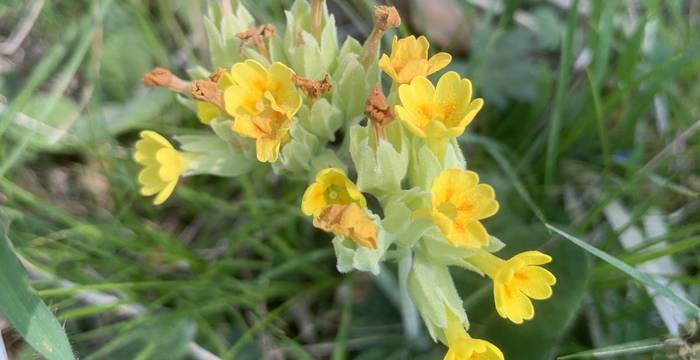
[224,60,302,162]
[467,250,556,324]
[379,35,451,85]
[196,69,233,124]
[133,131,189,205]
[430,169,499,248]
[313,203,378,249]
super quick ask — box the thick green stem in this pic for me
[398,252,420,339]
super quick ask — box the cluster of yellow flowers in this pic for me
[133,2,555,358]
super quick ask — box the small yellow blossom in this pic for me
[223,60,302,162]
[301,168,367,218]
[430,169,499,248]
[443,310,503,360]
[133,131,189,205]
[467,249,556,324]
[379,35,451,85]
[395,71,483,159]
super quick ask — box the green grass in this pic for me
[1,0,699,359]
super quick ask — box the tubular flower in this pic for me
[133,131,189,205]
[224,59,302,162]
[467,249,556,324]
[443,311,503,360]
[301,168,367,218]
[430,169,499,249]
[379,35,451,85]
[395,71,483,159]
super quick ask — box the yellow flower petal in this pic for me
[267,62,302,117]
[225,60,301,162]
[468,249,556,324]
[153,180,178,205]
[380,35,453,85]
[197,102,219,124]
[141,130,173,148]
[430,169,498,248]
[133,130,187,205]
[394,72,482,159]
[301,168,366,219]
[515,266,556,300]
[255,137,281,162]
[427,52,452,74]
[301,183,326,217]
[231,115,265,138]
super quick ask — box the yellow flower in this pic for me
[467,249,556,324]
[379,35,451,85]
[430,169,499,248]
[443,310,503,360]
[301,168,367,218]
[133,131,189,205]
[223,60,302,162]
[395,71,483,159]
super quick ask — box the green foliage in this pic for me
[1,0,699,359]
[0,219,75,360]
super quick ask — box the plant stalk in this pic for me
[398,252,420,339]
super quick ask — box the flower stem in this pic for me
[398,252,420,339]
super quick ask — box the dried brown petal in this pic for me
[191,80,223,108]
[292,74,332,101]
[373,5,401,31]
[236,24,277,58]
[143,67,191,94]
[208,68,226,83]
[313,203,378,249]
[364,84,394,126]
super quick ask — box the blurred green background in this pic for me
[0,0,699,359]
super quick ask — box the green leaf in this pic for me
[0,219,75,360]
[547,224,700,317]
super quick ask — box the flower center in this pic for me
[438,202,458,220]
[324,185,345,204]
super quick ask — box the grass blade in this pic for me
[545,0,578,186]
[546,224,700,317]
[557,338,665,359]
